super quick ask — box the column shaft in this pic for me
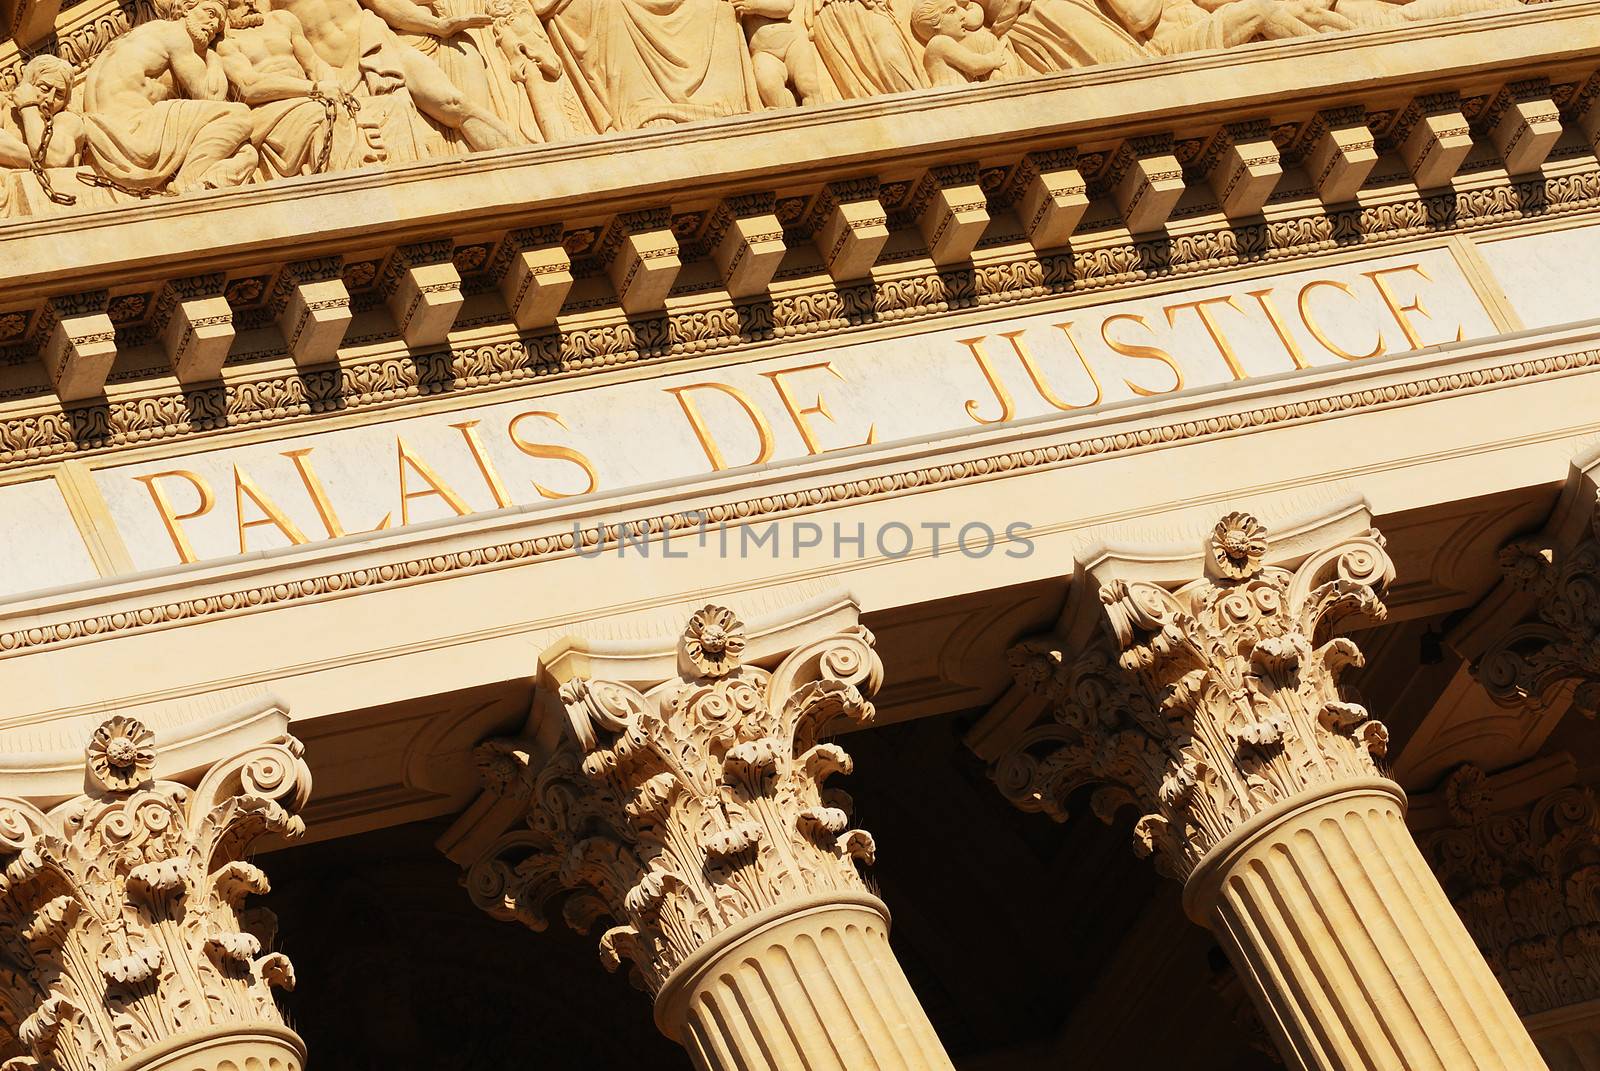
[1189,781,1547,1071]
[664,896,955,1071]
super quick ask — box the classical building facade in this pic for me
[0,0,1599,1064]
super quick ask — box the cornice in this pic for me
[0,156,1595,475]
[0,320,1594,660]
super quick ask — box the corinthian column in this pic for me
[974,510,1548,1071]
[0,708,311,1071]
[463,598,956,1071]
[1417,760,1600,1071]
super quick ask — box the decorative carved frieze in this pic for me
[1477,491,1600,717]
[707,194,786,300]
[381,241,464,350]
[1199,120,1282,220]
[1380,92,1475,190]
[493,225,573,332]
[1419,763,1600,1019]
[599,209,682,315]
[465,603,883,993]
[992,512,1394,879]
[269,259,351,369]
[1103,135,1186,235]
[0,715,311,1070]
[34,290,115,403]
[1299,106,1379,206]
[1478,79,1564,175]
[915,164,990,266]
[151,274,233,385]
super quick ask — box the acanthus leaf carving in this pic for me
[466,604,883,993]
[1420,764,1600,1018]
[0,716,311,1070]
[993,513,1394,879]
[1477,493,1600,718]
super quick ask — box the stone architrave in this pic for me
[973,510,1550,1071]
[0,707,312,1071]
[463,598,956,1071]
[1418,760,1600,1071]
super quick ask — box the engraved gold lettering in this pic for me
[960,335,1015,425]
[1164,296,1250,380]
[664,382,776,472]
[760,361,876,455]
[1361,263,1466,349]
[1245,288,1311,370]
[282,447,391,539]
[1297,279,1383,361]
[234,464,309,554]
[961,327,1102,423]
[133,470,215,565]
[451,420,514,509]
[507,411,600,499]
[1100,314,1184,397]
[396,437,472,526]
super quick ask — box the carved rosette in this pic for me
[996,514,1395,879]
[1421,765,1600,1018]
[1478,497,1600,716]
[467,605,884,993]
[0,717,311,1071]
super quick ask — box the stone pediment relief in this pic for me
[0,0,1529,220]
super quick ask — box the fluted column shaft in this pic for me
[659,894,954,1071]
[1187,780,1546,1071]
[984,511,1553,1071]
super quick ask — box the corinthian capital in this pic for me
[1477,491,1600,717]
[986,510,1395,878]
[467,599,884,993]
[0,707,311,1071]
[1417,759,1600,1020]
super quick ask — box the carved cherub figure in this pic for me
[730,0,823,108]
[909,0,1022,85]
[485,0,580,139]
[0,55,87,172]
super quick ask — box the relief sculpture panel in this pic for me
[0,0,1529,217]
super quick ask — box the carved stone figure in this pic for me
[1108,0,1353,56]
[0,55,85,211]
[484,0,587,140]
[539,0,758,130]
[809,0,926,99]
[1336,0,1519,26]
[990,0,1147,74]
[736,0,825,107]
[80,0,258,193]
[217,0,379,178]
[269,0,513,150]
[909,0,1022,84]
[0,55,85,170]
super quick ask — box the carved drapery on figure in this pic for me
[996,511,1394,879]
[0,715,311,1071]
[466,604,882,992]
[0,0,1530,218]
[1478,492,1600,718]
